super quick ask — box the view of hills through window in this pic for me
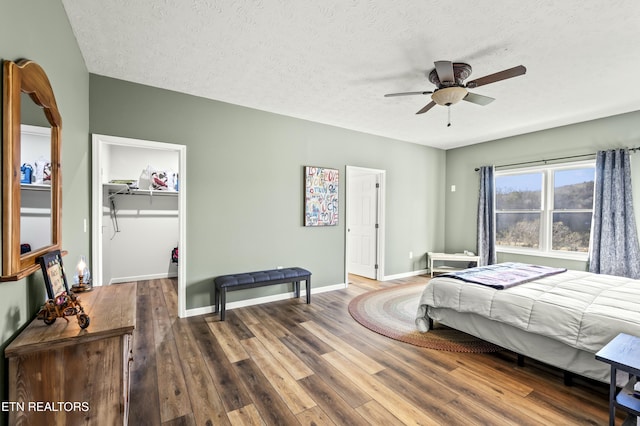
[496,167,595,252]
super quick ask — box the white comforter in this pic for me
[416,269,640,353]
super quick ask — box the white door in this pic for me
[348,172,378,279]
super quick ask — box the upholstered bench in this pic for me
[213,267,311,321]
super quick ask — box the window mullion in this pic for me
[541,170,552,252]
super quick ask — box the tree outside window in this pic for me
[495,164,594,255]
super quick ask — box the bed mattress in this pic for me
[416,269,640,354]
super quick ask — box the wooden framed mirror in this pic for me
[2,59,62,281]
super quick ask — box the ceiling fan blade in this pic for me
[416,101,436,114]
[465,65,526,88]
[434,61,455,84]
[384,91,433,97]
[463,92,495,106]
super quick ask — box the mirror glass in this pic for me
[20,124,53,251]
[2,59,62,281]
[20,92,53,251]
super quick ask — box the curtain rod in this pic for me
[474,146,640,171]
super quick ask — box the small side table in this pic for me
[428,252,479,277]
[595,333,640,426]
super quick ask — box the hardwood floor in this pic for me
[127,274,617,425]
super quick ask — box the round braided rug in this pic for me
[348,283,502,353]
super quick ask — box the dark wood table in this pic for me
[595,333,640,426]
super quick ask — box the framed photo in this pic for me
[304,166,339,226]
[37,250,70,299]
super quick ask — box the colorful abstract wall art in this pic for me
[304,166,339,226]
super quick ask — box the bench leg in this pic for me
[220,288,227,321]
[305,276,311,304]
[294,280,300,298]
[214,286,220,313]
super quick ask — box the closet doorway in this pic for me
[345,166,385,284]
[92,134,187,317]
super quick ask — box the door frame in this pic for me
[91,134,187,317]
[345,166,386,285]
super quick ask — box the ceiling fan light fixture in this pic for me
[431,86,468,106]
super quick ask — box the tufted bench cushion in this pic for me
[213,267,311,320]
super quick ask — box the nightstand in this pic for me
[595,333,640,426]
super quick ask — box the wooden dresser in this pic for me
[5,283,136,425]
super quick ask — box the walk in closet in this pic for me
[93,134,186,317]
[98,141,179,285]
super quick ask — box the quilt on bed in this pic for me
[436,262,567,289]
[416,267,640,354]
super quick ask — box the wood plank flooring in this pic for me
[127,274,618,425]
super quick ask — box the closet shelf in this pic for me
[105,183,178,198]
[21,183,52,192]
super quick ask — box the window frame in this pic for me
[495,159,595,260]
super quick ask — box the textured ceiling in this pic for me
[61,0,640,149]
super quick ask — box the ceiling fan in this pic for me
[385,61,527,119]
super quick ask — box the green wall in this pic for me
[444,110,640,269]
[89,75,446,309]
[0,0,90,422]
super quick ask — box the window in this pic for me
[495,162,595,257]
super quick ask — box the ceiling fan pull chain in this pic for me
[447,105,452,127]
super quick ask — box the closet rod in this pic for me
[108,186,129,199]
[474,146,640,171]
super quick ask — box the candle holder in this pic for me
[71,274,92,293]
[71,255,93,293]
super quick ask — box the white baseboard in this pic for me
[184,282,347,318]
[109,272,178,285]
[311,282,347,294]
[381,268,429,281]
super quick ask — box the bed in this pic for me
[415,263,640,383]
